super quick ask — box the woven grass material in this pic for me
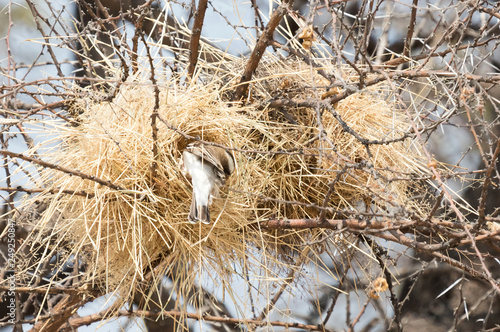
[25,56,430,308]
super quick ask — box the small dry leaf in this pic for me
[373,277,389,292]
[367,289,380,299]
[280,79,292,90]
[367,277,389,299]
[427,160,438,169]
[298,25,316,50]
[302,40,313,50]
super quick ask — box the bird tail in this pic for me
[188,193,210,224]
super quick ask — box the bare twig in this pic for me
[403,0,419,58]
[0,149,125,192]
[476,138,500,230]
[255,254,306,321]
[347,297,370,332]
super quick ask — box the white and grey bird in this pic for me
[182,142,235,224]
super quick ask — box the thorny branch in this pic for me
[60,308,335,331]
[0,149,125,192]
[234,0,292,100]
[139,30,161,185]
[187,0,209,78]
[2,0,500,330]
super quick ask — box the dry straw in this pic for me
[20,52,430,312]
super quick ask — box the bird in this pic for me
[182,142,235,224]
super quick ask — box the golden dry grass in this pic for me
[18,52,431,312]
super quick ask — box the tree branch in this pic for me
[187,0,209,78]
[62,308,334,331]
[0,149,125,192]
[234,1,292,100]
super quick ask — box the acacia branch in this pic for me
[0,186,93,197]
[0,285,100,296]
[234,1,291,100]
[62,308,334,331]
[138,32,160,185]
[263,217,396,231]
[476,138,500,229]
[187,0,209,78]
[403,0,418,58]
[266,69,500,112]
[263,218,500,290]
[263,218,500,247]
[0,149,125,192]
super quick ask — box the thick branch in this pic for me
[234,1,291,100]
[403,0,419,58]
[264,217,395,230]
[63,308,334,332]
[263,218,500,249]
[187,0,209,78]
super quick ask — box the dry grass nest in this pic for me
[21,55,431,307]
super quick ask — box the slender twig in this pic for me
[462,226,500,294]
[0,186,93,197]
[403,0,419,58]
[322,259,352,326]
[255,254,307,321]
[0,149,125,192]
[347,298,370,332]
[476,138,500,230]
[0,285,100,296]
[138,31,160,185]
[250,0,265,33]
[24,0,64,78]
[318,166,347,222]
